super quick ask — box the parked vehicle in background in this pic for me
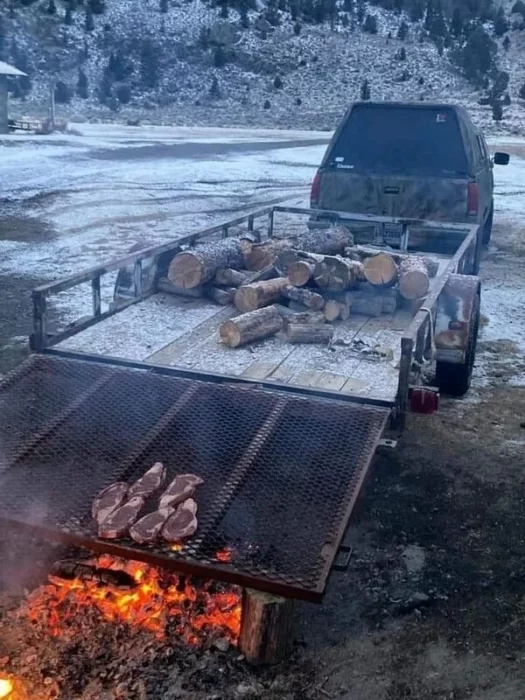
[310,102,509,252]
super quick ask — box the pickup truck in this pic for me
[0,205,483,605]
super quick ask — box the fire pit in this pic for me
[0,679,13,698]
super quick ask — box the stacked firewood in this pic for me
[162,227,438,348]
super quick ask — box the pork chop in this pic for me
[98,496,145,539]
[128,462,167,500]
[92,482,128,525]
[161,502,198,542]
[129,507,174,545]
[159,474,204,509]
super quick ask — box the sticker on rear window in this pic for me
[436,113,447,122]
[335,156,344,162]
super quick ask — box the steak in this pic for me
[98,496,145,539]
[159,474,204,509]
[92,482,128,525]
[128,462,167,500]
[161,501,198,542]
[129,507,174,545]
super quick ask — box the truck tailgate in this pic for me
[317,171,469,221]
[0,354,389,602]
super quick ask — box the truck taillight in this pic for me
[467,182,479,217]
[310,172,321,205]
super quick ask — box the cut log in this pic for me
[157,278,204,297]
[356,283,400,314]
[168,238,251,289]
[234,277,290,312]
[206,286,235,305]
[362,252,399,287]
[279,309,326,327]
[287,260,315,287]
[347,247,440,279]
[214,268,249,287]
[280,285,325,311]
[327,290,383,317]
[49,560,136,589]
[219,306,283,348]
[323,300,343,322]
[246,264,279,284]
[313,256,365,292]
[286,323,334,344]
[339,302,351,321]
[246,226,353,271]
[399,257,430,300]
[275,250,325,276]
[239,588,295,665]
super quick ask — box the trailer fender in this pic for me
[434,274,481,365]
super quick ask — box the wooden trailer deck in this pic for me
[55,275,441,404]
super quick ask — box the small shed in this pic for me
[0,60,27,134]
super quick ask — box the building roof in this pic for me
[0,61,27,77]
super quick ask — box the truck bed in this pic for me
[56,291,420,404]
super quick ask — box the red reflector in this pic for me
[310,172,321,205]
[467,182,479,216]
[410,387,439,414]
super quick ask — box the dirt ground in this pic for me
[1,132,525,699]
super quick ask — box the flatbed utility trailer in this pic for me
[0,206,482,608]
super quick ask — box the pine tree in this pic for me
[503,92,511,106]
[398,46,407,59]
[240,7,249,27]
[425,0,447,38]
[491,100,503,121]
[519,82,525,99]
[213,45,227,67]
[77,68,88,98]
[0,16,6,61]
[65,4,73,24]
[209,76,221,99]
[294,20,301,33]
[451,7,462,37]
[89,0,105,13]
[457,25,496,83]
[273,74,283,88]
[116,84,131,103]
[140,39,159,88]
[490,70,509,99]
[363,13,378,33]
[47,0,56,14]
[160,0,169,11]
[360,78,371,100]
[397,20,409,39]
[494,7,509,36]
[503,35,510,51]
[409,0,424,22]
[356,0,365,23]
[512,0,525,15]
[54,80,72,104]
[219,0,229,18]
[85,5,94,30]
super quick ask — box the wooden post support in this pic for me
[239,588,295,665]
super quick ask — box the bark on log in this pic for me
[246,226,353,271]
[399,257,430,300]
[287,260,315,287]
[280,310,326,327]
[239,588,295,665]
[313,256,365,292]
[362,252,399,287]
[234,278,290,312]
[219,306,283,348]
[206,286,235,305]
[327,290,383,317]
[215,268,249,287]
[275,250,325,276]
[280,285,325,311]
[356,283,399,314]
[286,323,334,344]
[246,265,279,284]
[168,238,251,289]
[157,278,204,297]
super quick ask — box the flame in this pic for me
[0,679,13,699]
[215,548,233,563]
[26,555,241,646]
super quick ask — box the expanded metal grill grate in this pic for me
[0,354,389,601]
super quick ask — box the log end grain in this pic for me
[239,588,295,665]
[168,252,204,289]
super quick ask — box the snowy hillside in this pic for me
[1,0,524,132]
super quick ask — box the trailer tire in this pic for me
[482,204,494,247]
[435,293,480,397]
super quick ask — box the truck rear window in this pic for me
[327,105,469,178]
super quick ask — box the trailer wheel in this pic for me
[435,293,480,397]
[482,204,494,247]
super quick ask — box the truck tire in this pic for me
[482,204,493,246]
[435,293,480,397]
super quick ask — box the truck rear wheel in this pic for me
[435,294,480,397]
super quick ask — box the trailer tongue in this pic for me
[0,354,389,603]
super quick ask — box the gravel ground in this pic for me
[1,128,525,699]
